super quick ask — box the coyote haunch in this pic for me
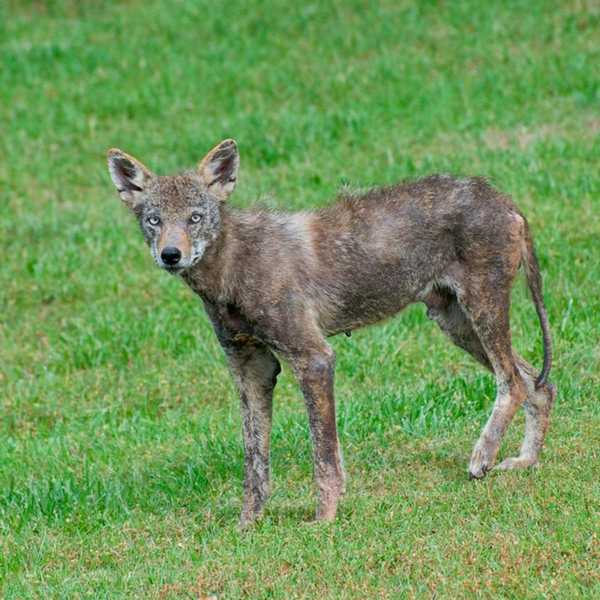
[107,139,555,525]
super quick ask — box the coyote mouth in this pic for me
[164,265,185,274]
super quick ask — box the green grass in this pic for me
[1,0,599,597]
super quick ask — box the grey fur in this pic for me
[107,139,555,524]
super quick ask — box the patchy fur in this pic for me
[107,140,555,524]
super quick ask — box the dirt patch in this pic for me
[483,117,600,151]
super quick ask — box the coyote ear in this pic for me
[197,139,239,201]
[107,149,153,209]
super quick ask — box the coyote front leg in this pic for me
[225,343,281,527]
[290,344,345,521]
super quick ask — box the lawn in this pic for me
[1,0,599,597]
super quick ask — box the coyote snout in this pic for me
[107,139,554,527]
[154,225,194,272]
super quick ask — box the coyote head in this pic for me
[107,139,239,273]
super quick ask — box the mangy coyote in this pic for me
[107,139,555,525]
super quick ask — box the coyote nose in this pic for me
[161,246,182,265]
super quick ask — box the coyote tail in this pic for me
[521,222,552,388]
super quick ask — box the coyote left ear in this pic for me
[197,139,239,201]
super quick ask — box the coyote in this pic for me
[107,139,555,525]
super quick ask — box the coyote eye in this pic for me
[189,213,202,224]
[147,216,160,226]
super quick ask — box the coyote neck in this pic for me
[180,207,251,303]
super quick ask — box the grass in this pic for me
[1,0,599,597]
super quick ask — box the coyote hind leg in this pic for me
[495,357,556,471]
[441,278,527,478]
[426,285,555,475]
[425,286,521,477]
[426,288,556,475]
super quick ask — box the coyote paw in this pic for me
[239,504,265,529]
[495,456,538,471]
[239,512,259,529]
[314,478,344,522]
[468,440,497,480]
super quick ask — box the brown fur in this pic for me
[107,139,555,525]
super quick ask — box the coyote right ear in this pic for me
[107,149,153,210]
